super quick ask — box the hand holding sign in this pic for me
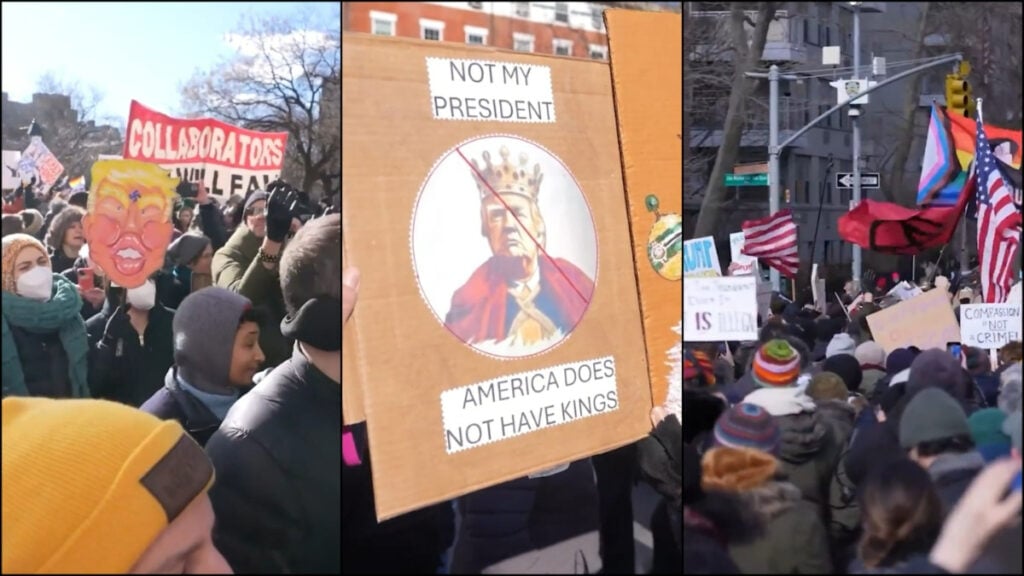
[343,267,360,326]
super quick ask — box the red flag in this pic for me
[838,173,975,255]
[742,209,799,278]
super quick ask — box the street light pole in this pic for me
[768,64,781,292]
[851,2,863,292]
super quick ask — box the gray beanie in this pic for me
[826,333,857,358]
[167,233,210,267]
[899,388,970,449]
[173,287,252,394]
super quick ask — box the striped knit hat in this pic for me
[683,349,716,387]
[712,403,780,456]
[751,339,802,388]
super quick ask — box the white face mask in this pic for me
[126,280,156,311]
[16,266,53,302]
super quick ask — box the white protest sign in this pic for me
[959,304,1023,349]
[426,58,555,122]
[19,139,64,186]
[729,232,757,276]
[684,276,758,341]
[683,235,722,278]
[1007,282,1022,307]
[887,280,923,302]
[440,356,618,454]
[2,150,22,189]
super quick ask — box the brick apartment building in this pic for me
[343,1,612,60]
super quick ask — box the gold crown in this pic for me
[470,146,543,202]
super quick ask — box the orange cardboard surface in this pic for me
[604,10,683,408]
[341,32,651,521]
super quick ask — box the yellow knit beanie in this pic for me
[2,397,215,574]
[1,233,51,294]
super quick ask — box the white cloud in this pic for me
[223,29,338,85]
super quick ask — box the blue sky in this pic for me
[1,2,336,126]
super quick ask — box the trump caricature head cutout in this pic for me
[82,159,178,288]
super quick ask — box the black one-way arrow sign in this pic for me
[835,172,880,189]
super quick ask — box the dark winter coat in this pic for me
[212,225,291,368]
[450,459,602,574]
[48,247,77,277]
[205,348,340,574]
[927,450,985,518]
[970,522,1023,574]
[683,507,740,574]
[343,420,455,574]
[727,480,833,574]
[774,410,843,515]
[85,299,175,407]
[139,367,222,447]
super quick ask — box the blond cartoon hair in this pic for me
[88,160,179,220]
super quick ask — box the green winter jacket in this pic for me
[212,225,291,368]
[729,479,834,574]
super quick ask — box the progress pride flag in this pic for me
[123,100,288,197]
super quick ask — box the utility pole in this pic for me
[749,53,963,293]
[851,2,863,292]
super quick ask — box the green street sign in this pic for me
[725,173,769,186]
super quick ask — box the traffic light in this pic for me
[945,75,972,117]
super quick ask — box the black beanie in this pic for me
[823,353,863,393]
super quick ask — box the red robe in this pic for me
[445,256,594,345]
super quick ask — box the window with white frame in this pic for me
[514,2,530,18]
[513,33,535,53]
[588,44,607,60]
[555,2,569,24]
[552,38,573,57]
[591,7,603,30]
[370,11,397,36]
[420,18,445,41]
[464,25,488,45]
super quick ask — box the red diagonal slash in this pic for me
[456,146,590,306]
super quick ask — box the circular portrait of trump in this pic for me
[411,135,599,359]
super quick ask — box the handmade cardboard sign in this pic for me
[122,100,288,197]
[82,159,177,289]
[2,150,21,190]
[959,304,1023,349]
[341,33,650,521]
[19,139,64,187]
[867,288,961,353]
[683,276,758,341]
[605,8,682,410]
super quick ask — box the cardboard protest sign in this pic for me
[729,232,758,276]
[19,139,64,186]
[866,288,960,354]
[123,100,288,197]
[2,150,22,190]
[82,160,177,288]
[959,304,1023,349]
[683,236,721,277]
[604,8,682,416]
[341,33,650,521]
[683,276,758,341]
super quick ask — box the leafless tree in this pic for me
[180,11,340,199]
[25,73,123,182]
[691,2,779,238]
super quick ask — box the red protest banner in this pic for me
[122,100,288,197]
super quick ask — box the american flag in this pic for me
[741,209,799,278]
[974,114,1023,303]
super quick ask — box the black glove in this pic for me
[265,186,297,243]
